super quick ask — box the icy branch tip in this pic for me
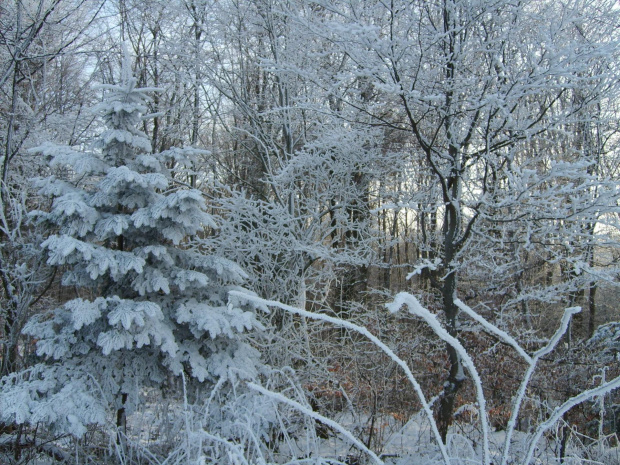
[564,306,582,316]
[386,292,427,316]
[227,290,271,314]
[406,258,442,281]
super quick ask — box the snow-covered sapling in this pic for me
[0,67,263,440]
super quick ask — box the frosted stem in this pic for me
[229,291,451,465]
[248,382,384,465]
[391,293,490,465]
[454,299,532,364]
[500,306,580,465]
[522,375,620,465]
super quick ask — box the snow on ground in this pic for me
[283,410,619,465]
[8,401,618,464]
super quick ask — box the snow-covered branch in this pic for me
[229,291,451,464]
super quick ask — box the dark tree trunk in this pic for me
[116,392,128,446]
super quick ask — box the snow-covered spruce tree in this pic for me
[0,69,263,439]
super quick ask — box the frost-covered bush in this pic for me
[589,322,620,363]
[0,67,264,442]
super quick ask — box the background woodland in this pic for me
[2,0,620,464]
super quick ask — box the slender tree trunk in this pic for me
[436,163,464,441]
[2,38,20,212]
[436,269,464,442]
[116,392,128,447]
[1,311,19,377]
[588,282,597,338]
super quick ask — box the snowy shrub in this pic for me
[589,322,620,363]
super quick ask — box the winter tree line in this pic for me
[1,0,620,464]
